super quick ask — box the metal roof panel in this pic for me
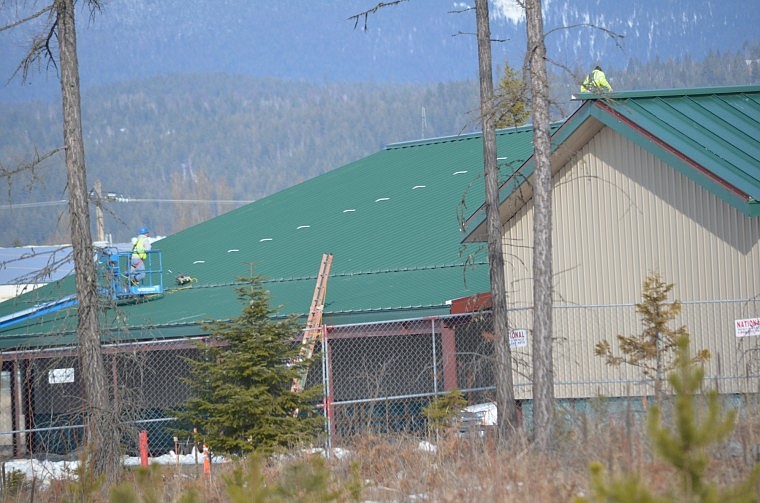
[0,129,539,347]
[598,87,760,203]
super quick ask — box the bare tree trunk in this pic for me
[655,316,664,404]
[56,0,120,479]
[475,0,518,445]
[525,0,555,450]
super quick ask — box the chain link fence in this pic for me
[0,339,199,459]
[1,299,758,459]
[322,314,498,438]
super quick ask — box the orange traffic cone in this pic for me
[202,443,211,475]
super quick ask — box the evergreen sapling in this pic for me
[175,274,323,456]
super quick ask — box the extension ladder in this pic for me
[292,253,333,393]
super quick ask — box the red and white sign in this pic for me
[735,317,760,338]
[509,329,528,348]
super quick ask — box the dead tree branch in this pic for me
[16,15,60,82]
[544,22,625,49]
[348,0,407,30]
[0,147,64,200]
[0,4,54,33]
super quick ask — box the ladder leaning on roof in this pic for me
[291,253,333,394]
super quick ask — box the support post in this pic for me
[441,321,458,390]
[139,430,149,467]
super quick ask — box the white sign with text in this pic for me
[735,318,760,338]
[509,329,528,348]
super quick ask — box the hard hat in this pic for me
[138,227,150,235]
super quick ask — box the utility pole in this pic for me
[421,106,427,139]
[94,179,105,242]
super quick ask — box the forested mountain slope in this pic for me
[0,75,482,245]
[1,45,758,246]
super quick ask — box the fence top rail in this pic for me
[326,312,483,331]
[324,297,757,331]
[0,336,203,359]
[2,298,754,357]
[549,298,757,309]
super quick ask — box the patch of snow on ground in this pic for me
[2,446,358,487]
[3,446,223,488]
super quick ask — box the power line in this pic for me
[105,198,255,204]
[0,200,68,209]
[0,198,255,210]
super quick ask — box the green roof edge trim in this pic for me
[749,201,760,217]
[577,84,760,100]
[588,103,757,216]
[461,121,566,240]
[387,123,539,151]
[464,87,760,241]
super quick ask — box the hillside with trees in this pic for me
[0,75,482,245]
[1,43,758,246]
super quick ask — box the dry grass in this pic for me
[338,429,604,502]
[2,402,758,502]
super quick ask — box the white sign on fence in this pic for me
[735,317,760,338]
[509,329,528,348]
[48,368,75,384]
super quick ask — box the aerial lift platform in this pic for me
[0,247,164,330]
[96,246,164,302]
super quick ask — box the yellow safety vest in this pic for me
[132,236,149,260]
[581,69,612,92]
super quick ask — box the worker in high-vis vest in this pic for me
[581,65,613,93]
[130,227,151,285]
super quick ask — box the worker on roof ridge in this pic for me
[130,227,151,286]
[581,65,613,93]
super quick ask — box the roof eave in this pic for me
[462,106,597,242]
[465,94,760,241]
[592,101,758,217]
[577,84,760,100]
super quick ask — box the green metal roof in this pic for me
[0,126,539,349]
[466,85,760,240]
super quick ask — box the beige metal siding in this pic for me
[502,127,760,399]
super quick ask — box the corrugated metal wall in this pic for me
[502,127,760,398]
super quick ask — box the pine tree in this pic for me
[422,388,467,432]
[494,62,530,129]
[175,274,323,456]
[647,336,737,501]
[576,335,760,503]
[595,273,710,403]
